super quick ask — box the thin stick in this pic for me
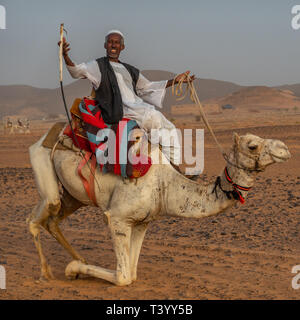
[59,23,64,82]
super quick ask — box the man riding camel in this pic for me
[59,30,195,172]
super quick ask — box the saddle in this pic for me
[42,94,152,206]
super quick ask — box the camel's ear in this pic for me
[233,132,240,146]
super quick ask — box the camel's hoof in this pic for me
[38,265,55,282]
[65,260,82,280]
[131,273,137,282]
[35,275,55,284]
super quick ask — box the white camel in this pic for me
[27,131,290,285]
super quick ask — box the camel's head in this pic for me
[232,132,291,172]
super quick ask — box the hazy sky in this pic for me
[1,0,300,88]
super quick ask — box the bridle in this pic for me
[212,167,252,204]
[228,142,265,173]
[211,143,265,204]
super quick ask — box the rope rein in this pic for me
[172,74,227,158]
[171,74,261,172]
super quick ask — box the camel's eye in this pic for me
[248,145,258,151]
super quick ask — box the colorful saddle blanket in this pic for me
[64,97,152,179]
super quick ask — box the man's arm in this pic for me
[166,70,196,88]
[135,70,196,108]
[57,37,103,87]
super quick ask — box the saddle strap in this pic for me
[77,152,98,206]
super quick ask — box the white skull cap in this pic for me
[106,30,124,38]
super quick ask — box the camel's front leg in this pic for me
[65,215,133,286]
[130,223,148,281]
[65,260,117,284]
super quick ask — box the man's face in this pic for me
[104,33,125,61]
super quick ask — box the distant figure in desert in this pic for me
[6,117,12,127]
[16,118,24,133]
[4,117,14,135]
[59,30,196,176]
[25,118,31,134]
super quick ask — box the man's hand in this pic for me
[57,37,75,67]
[175,70,196,83]
[58,37,71,56]
[166,70,196,88]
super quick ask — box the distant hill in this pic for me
[0,81,91,119]
[275,84,300,98]
[1,71,300,119]
[206,86,300,111]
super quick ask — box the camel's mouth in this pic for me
[270,150,291,162]
[268,140,291,163]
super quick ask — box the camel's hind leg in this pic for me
[43,187,87,264]
[29,201,60,281]
[28,138,61,281]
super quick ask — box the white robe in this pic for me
[67,60,181,164]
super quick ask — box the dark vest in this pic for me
[95,57,140,124]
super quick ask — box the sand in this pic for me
[0,110,299,300]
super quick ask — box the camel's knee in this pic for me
[46,199,61,215]
[41,199,61,228]
[28,199,61,227]
[39,198,61,217]
[29,199,60,236]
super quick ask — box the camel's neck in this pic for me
[163,159,256,219]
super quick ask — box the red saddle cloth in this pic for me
[63,97,152,179]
